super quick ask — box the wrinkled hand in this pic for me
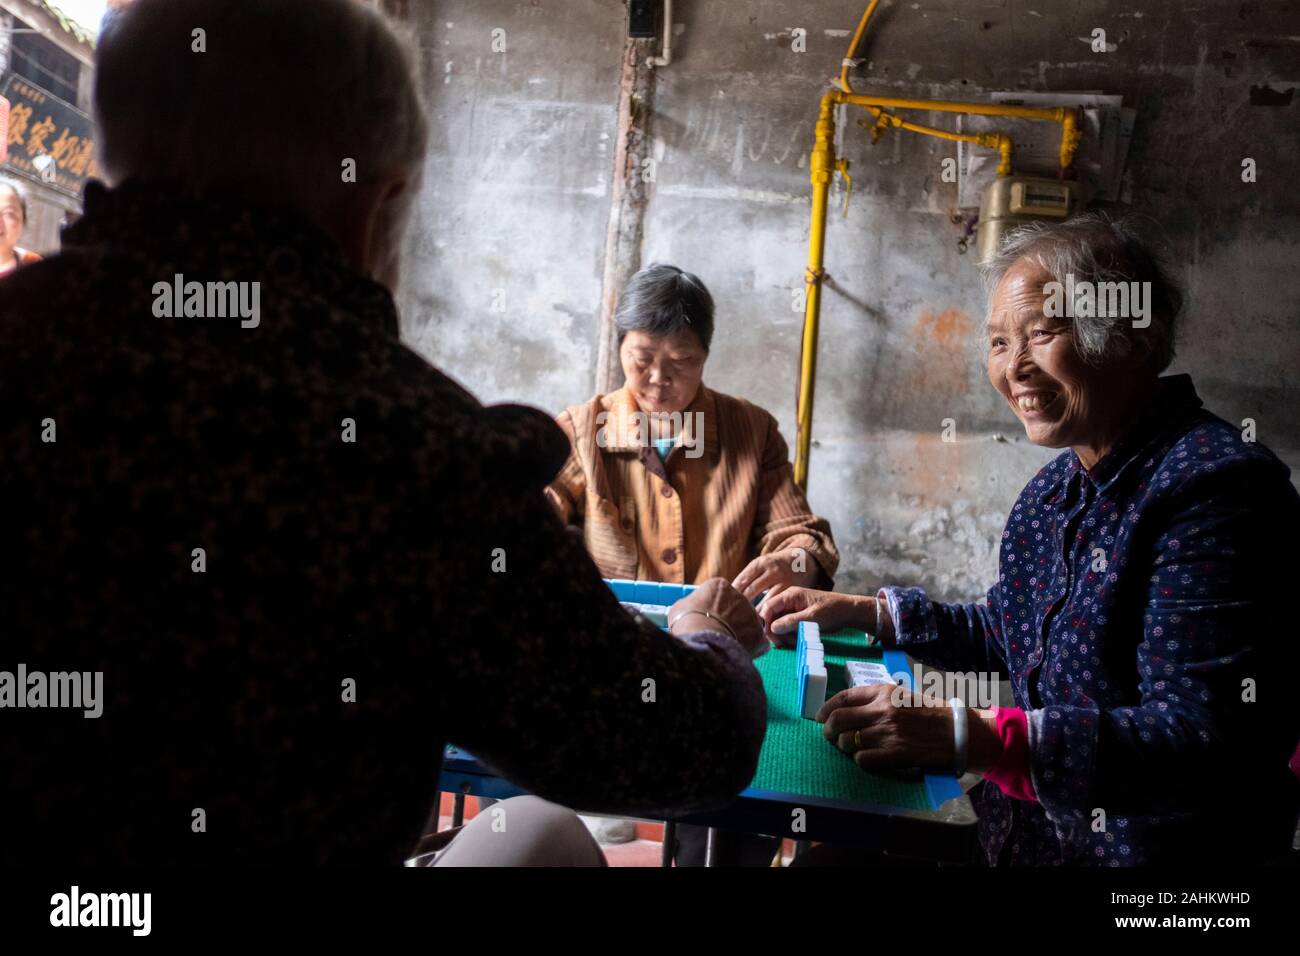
[816,684,955,771]
[732,549,821,602]
[758,587,871,646]
[668,577,768,658]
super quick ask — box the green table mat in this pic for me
[749,628,933,812]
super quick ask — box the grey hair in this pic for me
[979,213,1183,373]
[615,264,716,351]
[94,0,428,214]
[0,178,28,223]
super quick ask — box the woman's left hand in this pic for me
[816,684,956,772]
[732,548,822,601]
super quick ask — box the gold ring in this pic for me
[854,730,862,749]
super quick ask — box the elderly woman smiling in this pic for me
[763,214,1300,865]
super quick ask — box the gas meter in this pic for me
[976,175,1080,263]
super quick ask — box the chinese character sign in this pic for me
[2,76,96,195]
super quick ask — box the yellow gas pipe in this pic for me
[864,107,1015,177]
[795,91,838,494]
[792,10,1082,491]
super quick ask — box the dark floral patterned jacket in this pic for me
[0,179,765,865]
[883,375,1300,864]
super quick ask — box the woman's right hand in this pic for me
[668,578,768,659]
[759,587,874,645]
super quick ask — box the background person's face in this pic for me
[0,191,24,258]
[986,259,1116,452]
[619,328,707,415]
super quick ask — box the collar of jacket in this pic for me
[600,384,719,460]
[63,178,400,338]
[1037,373,1204,505]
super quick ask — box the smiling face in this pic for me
[986,258,1147,468]
[619,328,707,416]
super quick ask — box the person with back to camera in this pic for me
[0,0,769,867]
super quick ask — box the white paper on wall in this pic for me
[953,92,1133,207]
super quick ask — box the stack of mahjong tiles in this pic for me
[795,621,826,719]
[618,601,671,627]
[606,579,697,629]
[845,659,894,689]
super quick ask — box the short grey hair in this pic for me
[615,264,716,351]
[94,0,428,214]
[980,213,1183,373]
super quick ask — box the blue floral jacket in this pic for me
[883,375,1300,865]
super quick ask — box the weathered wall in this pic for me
[395,0,625,408]
[395,0,1300,602]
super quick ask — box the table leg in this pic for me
[451,791,466,829]
[704,827,718,867]
[661,821,676,868]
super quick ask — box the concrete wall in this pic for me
[18,178,82,255]
[395,0,626,407]
[394,0,1300,602]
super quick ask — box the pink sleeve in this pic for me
[981,706,1038,802]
